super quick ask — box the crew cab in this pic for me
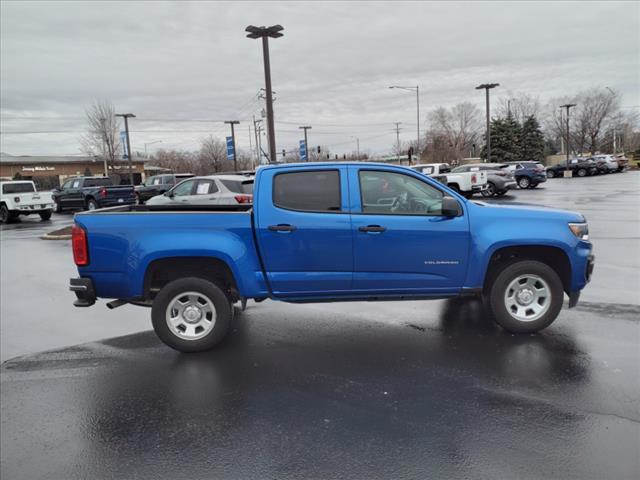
[0,180,54,223]
[70,162,594,352]
[134,173,194,204]
[52,176,135,212]
[410,163,487,198]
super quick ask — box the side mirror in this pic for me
[441,196,461,217]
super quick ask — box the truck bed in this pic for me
[84,203,253,213]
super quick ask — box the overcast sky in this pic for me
[1,1,639,158]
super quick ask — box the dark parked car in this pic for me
[546,158,598,178]
[503,161,548,188]
[451,163,516,197]
[52,176,135,212]
[135,173,194,204]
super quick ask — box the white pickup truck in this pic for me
[410,163,487,198]
[0,180,54,223]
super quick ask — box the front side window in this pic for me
[71,179,81,188]
[451,166,468,173]
[172,180,195,197]
[359,170,443,215]
[273,170,341,212]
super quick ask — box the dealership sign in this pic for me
[22,166,56,172]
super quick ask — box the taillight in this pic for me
[99,186,107,198]
[471,174,477,183]
[72,225,89,266]
[14,196,20,203]
[234,195,253,204]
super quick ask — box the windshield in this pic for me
[3,182,35,194]
[220,179,254,194]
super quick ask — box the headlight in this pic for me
[569,222,589,241]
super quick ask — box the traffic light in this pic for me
[282,149,286,157]
[317,145,321,154]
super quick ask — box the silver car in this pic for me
[451,163,516,197]
[146,174,254,206]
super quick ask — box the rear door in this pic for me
[65,178,84,208]
[255,166,353,296]
[349,166,470,293]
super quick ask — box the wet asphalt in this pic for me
[1,172,639,479]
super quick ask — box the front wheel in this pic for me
[517,176,530,189]
[487,260,564,333]
[0,205,10,223]
[546,170,555,179]
[53,200,62,213]
[577,168,587,177]
[151,277,232,352]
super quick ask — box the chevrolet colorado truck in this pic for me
[0,180,54,222]
[52,176,135,212]
[70,162,594,352]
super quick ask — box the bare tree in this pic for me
[79,100,120,165]
[425,102,482,161]
[198,136,228,172]
[576,88,619,154]
[498,93,542,124]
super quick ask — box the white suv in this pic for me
[0,180,54,223]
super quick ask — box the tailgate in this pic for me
[14,191,54,207]
[106,186,135,199]
[471,171,487,186]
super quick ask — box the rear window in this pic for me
[273,170,341,212]
[3,183,35,194]
[220,179,254,194]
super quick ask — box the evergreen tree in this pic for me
[480,113,522,162]
[520,115,545,162]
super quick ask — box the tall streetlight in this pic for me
[389,85,420,162]
[144,140,162,158]
[475,83,499,162]
[298,126,311,161]
[115,113,136,184]
[246,24,283,164]
[606,87,617,154]
[560,103,576,163]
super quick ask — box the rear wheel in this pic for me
[577,168,587,177]
[481,182,496,197]
[39,210,52,221]
[546,170,555,178]
[517,176,530,189]
[0,205,10,223]
[86,198,98,211]
[487,260,564,333]
[151,277,232,352]
[135,193,142,205]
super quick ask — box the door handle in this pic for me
[268,224,296,232]
[358,225,387,233]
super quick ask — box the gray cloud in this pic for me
[1,1,638,156]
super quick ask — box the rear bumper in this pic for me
[69,277,96,307]
[98,198,135,207]
[14,204,54,213]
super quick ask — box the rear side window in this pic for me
[3,183,35,194]
[194,180,219,195]
[220,179,254,194]
[273,170,341,212]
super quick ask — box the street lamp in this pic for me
[475,83,499,162]
[246,24,284,164]
[144,140,162,157]
[115,113,136,184]
[560,103,576,163]
[389,85,420,162]
[606,87,617,154]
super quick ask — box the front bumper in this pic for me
[70,277,96,307]
[569,254,594,308]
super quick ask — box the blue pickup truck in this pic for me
[70,162,594,352]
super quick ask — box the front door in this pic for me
[255,167,353,296]
[349,167,470,294]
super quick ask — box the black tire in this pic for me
[86,198,98,211]
[151,277,232,353]
[487,260,564,333]
[0,204,9,223]
[546,170,555,179]
[53,200,62,213]
[481,182,496,197]
[577,168,587,177]
[517,176,530,189]
[39,210,52,221]
[135,193,142,205]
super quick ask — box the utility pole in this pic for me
[389,85,420,162]
[248,124,253,165]
[560,103,576,163]
[298,126,311,161]
[224,120,240,171]
[351,136,360,159]
[394,122,402,164]
[253,115,262,167]
[475,83,499,162]
[99,117,109,176]
[246,25,283,164]
[115,113,136,184]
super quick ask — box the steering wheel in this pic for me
[390,191,409,212]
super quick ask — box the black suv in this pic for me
[546,158,598,178]
[134,173,194,203]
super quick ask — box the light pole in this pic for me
[253,116,262,167]
[606,87,617,154]
[475,83,499,162]
[144,140,162,158]
[298,126,311,161]
[246,24,283,164]
[224,120,240,171]
[115,113,136,184]
[560,103,576,163]
[394,122,402,163]
[351,136,360,159]
[389,85,419,162]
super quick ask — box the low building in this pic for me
[0,155,147,188]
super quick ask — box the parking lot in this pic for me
[1,171,639,479]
